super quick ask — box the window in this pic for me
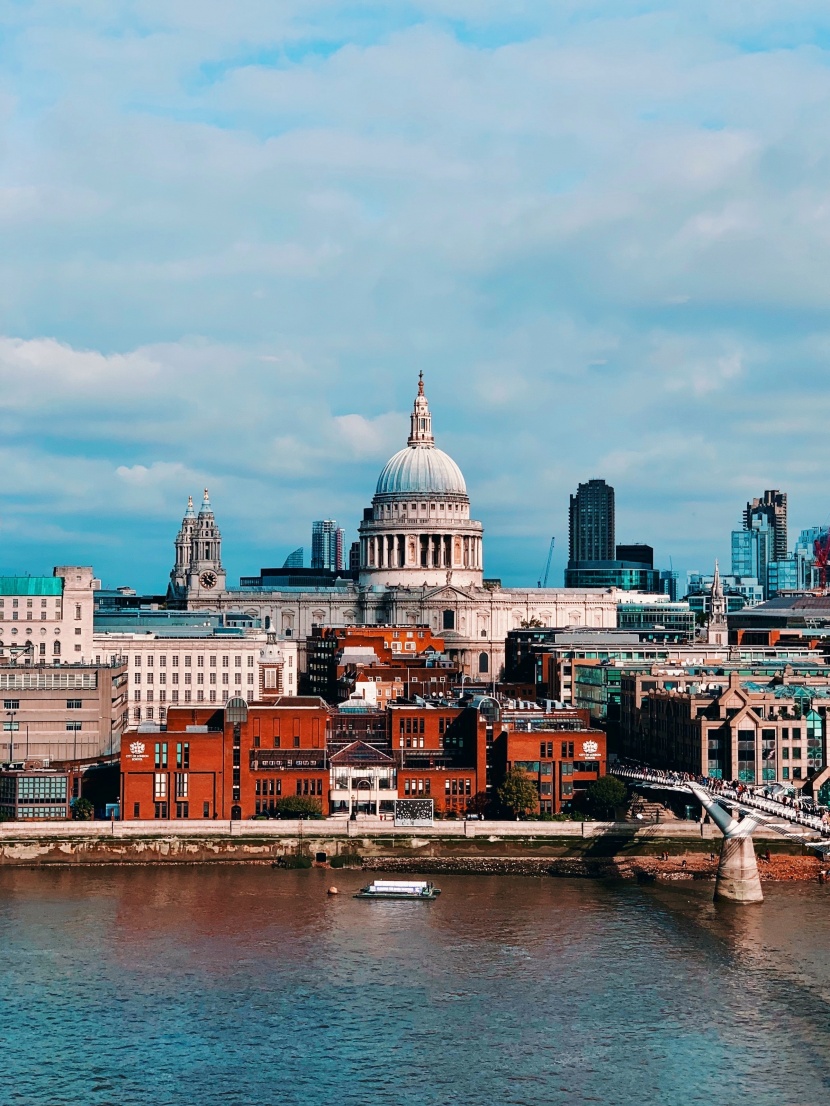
[197,655,204,667]
[154,802,168,819]
[154,773,167,799]
[133,802,141,819]
[175,773,188,799]
[3,699,19,710]
[203,801,210,818]
[176,743,190,769]
[185,655,191,667]
[154,743,168,769]
[66,698,82,709]
[65,721,82,732]
[442,609,455,631]
[235,656,242,667]
[176,802,189,819]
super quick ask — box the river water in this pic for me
[1,866,828,1106]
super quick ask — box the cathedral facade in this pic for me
[170,377,639,677]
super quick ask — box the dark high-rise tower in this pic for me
[569,479,615,562]
[744,490,787,562]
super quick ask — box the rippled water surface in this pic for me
[1,866,829,1106]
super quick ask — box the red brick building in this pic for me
[121,696,331,820]
[388,703,487,816]
[305,625,449,702]
[492,707,606,815]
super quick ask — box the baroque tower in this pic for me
[168,490,226,602]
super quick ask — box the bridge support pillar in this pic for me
[715,835,763,904]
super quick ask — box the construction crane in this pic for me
[538,537,555,588]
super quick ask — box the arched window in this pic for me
[479,652,489,674]
[442,609,455,631]
[53,641,61,655]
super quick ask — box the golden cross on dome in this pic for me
[418,370,424,396]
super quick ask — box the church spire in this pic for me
[408,372,434,447]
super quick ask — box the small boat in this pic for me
[354,879,441,900]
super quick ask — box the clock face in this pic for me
[199,571,217,590]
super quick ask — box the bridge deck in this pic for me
[614,767,830,854]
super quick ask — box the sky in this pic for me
[2,1,830,592]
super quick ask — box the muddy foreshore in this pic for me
[361,853,827,882]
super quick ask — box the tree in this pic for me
[585,775,628,820]
[498,768,539,819]
[274,795,324,820]
[72,797,95,821]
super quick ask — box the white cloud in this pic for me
[3,3,830,584]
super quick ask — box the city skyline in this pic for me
[4,5,830,590]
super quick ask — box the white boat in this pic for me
[354,879,441,900]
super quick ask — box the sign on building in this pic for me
[394,799,434,827]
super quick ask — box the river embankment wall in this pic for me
[0,818,817,876]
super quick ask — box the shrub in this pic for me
[330,853,362,869]
[274,796,324,820]
[71,798,94,821]
[278,854,312,869]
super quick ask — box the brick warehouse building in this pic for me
[121,696,330,820]
[492,707,607,815]
[121,694,606,819]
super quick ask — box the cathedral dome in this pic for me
[373,372,468,499]
[376,445,467,498]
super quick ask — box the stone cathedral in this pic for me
[168,376,629,676]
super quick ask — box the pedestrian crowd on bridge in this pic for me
[615,762,830,842]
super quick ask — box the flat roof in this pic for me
[0,577,62,596]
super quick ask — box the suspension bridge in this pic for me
[612,766,830,904]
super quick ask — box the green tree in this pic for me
[72,797,95,821]
[274,796,324,820]
[498,768,539,818]
[585,775,627,820]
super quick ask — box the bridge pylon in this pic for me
[687,784,763,904]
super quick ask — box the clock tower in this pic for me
[168,489,226,602]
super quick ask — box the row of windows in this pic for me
[132,692,235,721]
[134,685,245,703]
[296,779,324,796]
[18,777,68,801]
[403,778,432,795]
[134,671,254,686]
[256,779,282,796]
[0,598,60,607]
[134,801,211,819]
[445,779,472,796]
[134,654,251,667]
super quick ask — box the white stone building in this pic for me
[0,566,97,665]
[92,632,299,724]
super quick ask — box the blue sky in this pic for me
[2,1,830,591]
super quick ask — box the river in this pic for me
[1,866,828,1105]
